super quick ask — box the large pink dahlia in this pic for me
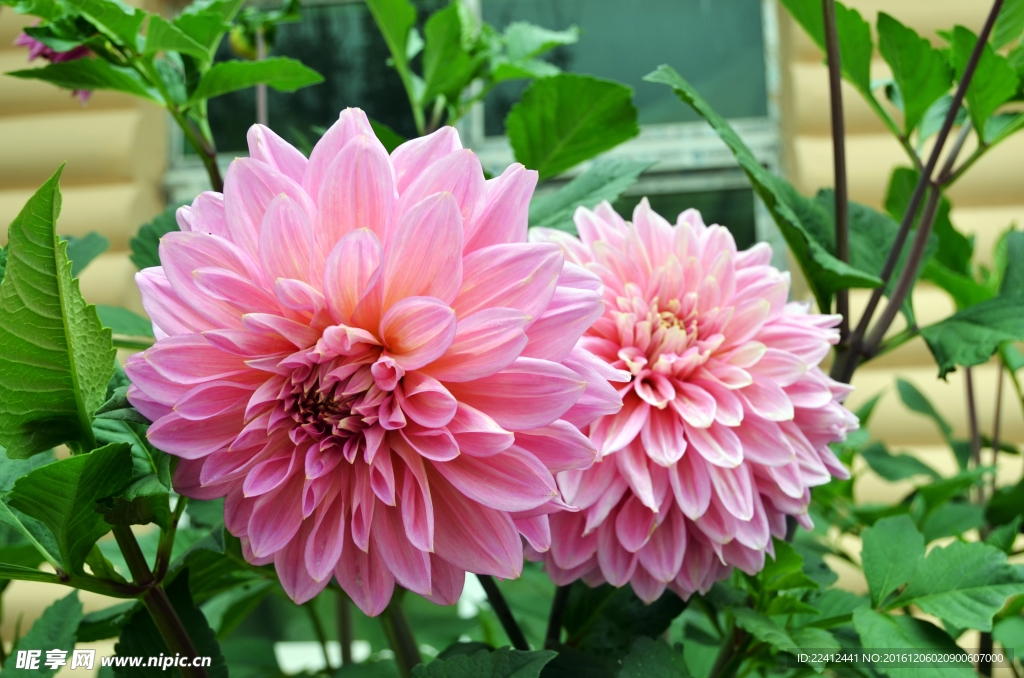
[529,201,857,603]
[125,108,625,613]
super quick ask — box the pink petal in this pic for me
[400,424,460,462]
[248,123,308,184]
[747,348,807,387]
[259,194,317,284]
[317,134,396,250]
[304,108,381,197]
[445,403,515,457]
[733,416,795,466]
[392,149,484,225]
[640,406,687,467]
[668,381,716,429]
[615,494,656,553]
[707,462,754,520]
[590,391,650,455]
[147,411,240,458]
[324,228,382,325]
[515,515,552,552]
[136,268,213,336]
[444,358,586,430]
[223,157,316,258]
[391,436,435,551]
[379,296,457,370]
[637,508,686,583]
[382,193,463,310]
[615,439,657,509]
[174,380,254,420]
[740,375,795,421]
[372,504,432,595]
[248,473,304,557]
[433,445,557,512]
[335,529,395,617]
[304,492,347,581]
[396,372,457,428]
[419,308,530,383]
[182,191,229,239]
[243,313,321,349]
[464,163,537,252]
[390,126,462,194]
[513,420,596,474]
[596,506,639,587]
[192,267,280,313]
[204,329,295,357]
[549,512,598,569]
[521,287,604,362]
[631,566,668,603]
[452,243,562,319]
[277,522,329,603]
[669,450,711,520]
[421,553,465,606]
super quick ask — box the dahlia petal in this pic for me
[174,458,233,500]
[193,267,280,313]
[390,126,462,194]
[463,163,537,252]
[785,372,835,409]
[391,437,435,551]
[596,506,639,587]
[396,372,457,428]
[317,134,396,250]
[591,392,650,455]
[640,406,687,467]
[243,447,298,497]
[549,512,598,569]
[428,469,522,579]
[400,424,459,462]
[515,515,552,553]
[563,455,617,509]
[136,268,212,336]
[733,416,795,466]
[373,504,432,596]
[513,421,596,474]
[126,384,171,422]
[304,108,381,198]
[668,381,716,429]
[733,490,770,550]
[259,194,317,284]
[350,463,376,551]
[446,403,515,457]
[421,554,466,606]
[223,157,316,258]
[147,411,239,458]
[335,529,395,617]
[747,348,806,386]
[452,243,563,319]
[204,329,295,357]
[433,445,557,512]
[248,123,308,184]
[393,149,484,225]
[630,566,668,603]
[583,474,630,534]
[637,507,686,583]
[174,380,255,421]
[521,287,605,362]
[444,358,586,430]
[419,308,530,382]
[741,375,795,422]
[382,193,463,310]
[125,352,190,405]
[559,347,630,428]
[669,449,712,520]
[184,191,230,239]
[243,313,321,348]
[616,440,657,510]
[686,421,743,468]
[707,463,754,520]
[277,522,329,603]
[324,228,382,325]
[615,495,656,553]
[379,296,457,370]
[248,473,304,557]
[369,445,397,505]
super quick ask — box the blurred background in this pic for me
[0,0,1021,673]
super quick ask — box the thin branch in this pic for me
[380,592,421,677]
[833,0,1005,383]
[937,121,974,185]
[966,368,984,502]
[337,593,353,666]
[545,585,571,649]
[477,574,530,651]
[822,0,850,342]
[992,356,1005,497]
[306,602,334,672]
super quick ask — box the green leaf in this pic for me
[0,0,63,21]
[921,502,986,543]
[986,515,1022,555]
[950,26,1019,135]
[877,13,951,135]
[617,637,691,678]
[1000,230,1024,297]
[860,442,941,482]
[172,11,230,56]
[0,168,116,458]
[422,4,477,102]
[916,467,987,508]
[644,65,882,314]
[0,499,63,573]
[94,386,149,425]
[861,515,924,608]
[885,167,972,276]
[921,295,1024,378]
[5,59,161,103]
[528,158,653,233]
[778,0,873,97]
[96,305,154,338]
[63,232,110,278]
[143,15,208,59]
[918,94,967,148]
[994,0,1024,50]
[730,608,795,652]
[98,493,170,531]
[896,379,952,442]
[506,73,639,181]
[130,203,181,270]
[994,616,1024,658]
[370,118,406,155]
[761,539,820,591]
[114,570,228,678]
[889,540,1024,631]
[364,0,416,90]
[4,592,82,678]
[504,22,578,62]
[62,0,145,51]
[188,57,324,104]
[561,582,685,657]
[0,247,7,286]
[201,579,274,639]
[77,601,137,642]
[765,595,820,616]
[8,443,132,574]
[853,607,972,678]
[410,647,555,678]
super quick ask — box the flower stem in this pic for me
[380,591,421,677]
[822,0,850,342]
[833,0,1004,383]
[154,496,187,581]
[306,601,334,671]
[545,585,571,649]
[477,574,529,651]
[336,593,353,665]
[992,355,1005,498]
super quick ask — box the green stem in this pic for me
[337,593,353,666]
[477,574,529,651]
[545,585,570,649]
[154,496,187,581]
[306,602,334,671]
[112,336,155,350]
[380,591,421,677]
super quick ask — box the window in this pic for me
[165,0,782,258]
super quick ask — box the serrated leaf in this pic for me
[365,0,416,88]
[860,442,941,482]
[506,73,639,180]
[730,608,793,650]
[994,0,1024,50]
[617,636,690,678]
[8,443,132,574]
[918,94,968,148]
[422,4,478,102]
[853,607,972,678]
[96,305,154,338]
[5,59,161,103]
[560,581,685,657]
[187,58,323,104]
[896,379,953,442]
[761,538,819,591]
[986,515,1022,555]
[528,158,652,233]
[143,14,208,59]
[951,26,1019,135]
[921,296,1024,378]
[861,515,924,608]
[877,13,951,135]
[410,647,555,678]
[63,232,109,277]
[644,65,882,314]
[172,11,229,55]
[889,540,1024,631]
[4,592,82,678]
[130,203,181,270]
[778,0,873,97]
[921,502,986,543]
[63,0,145,51]
[0,168,116,458]
[95,386,150,424]
[77,601,137,643]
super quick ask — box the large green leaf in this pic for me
[920,295,1024,378]
[528,158,653,233]
[5,59,161,103]
[422,4,478,102]
[859,442,940,482]
[143,15,208,59]
[0,168,116,458]
[950,26,1019,136]
[8,443,131,574]
[1000,231,1024,297]
[4,592,82,678]
[877,13,951,135]
[895,379,953,442]
[560,581,685,657]
[62,0,145,51]
[889,540,1024,631]
[411,647,556,678]
[187,58,323,104]
[861,515,924,607]
[920,502,986,543]
[853,608,972,678]
[761,539,819,591]
[993,0,1024,51]
[778,0,873,96]
[63,232,109,278]
[644,65,882,313]
[130,203,181,270]
[617,637,690,678]
[96,305,154,338]
[364,0,416,89]
[172,10,230,56]
[505,73,639,181]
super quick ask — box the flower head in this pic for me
[126,109,625,613]
[14,27,92,103]
[529,200,856,602]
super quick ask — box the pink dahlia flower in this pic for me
[125,108,626,613]
[529,200,857,603]
[14,27,92,103]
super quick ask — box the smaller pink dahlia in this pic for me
[14,27,92,103]
[529,200,857,603]
[126,109,626,614]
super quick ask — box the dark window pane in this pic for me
[613,188,756,250]
[482,0,767,135]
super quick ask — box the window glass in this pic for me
[482,0,767,135]
[614,188,756,250]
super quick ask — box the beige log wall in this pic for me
[778,0,1023,507]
